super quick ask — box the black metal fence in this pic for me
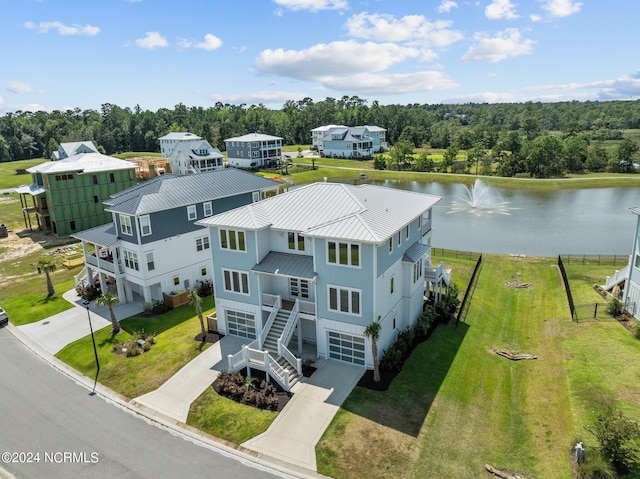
[456,254,483,325]
[431,248,482,261]
[558,254,628,267]
[557,255,576,319]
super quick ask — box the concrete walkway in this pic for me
[18,289,145,354]
[242,359,364,471]
[133,335,246,423]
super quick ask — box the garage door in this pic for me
[226,310,256,339]
[328,331,365,365]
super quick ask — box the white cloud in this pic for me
[345,12,463,48]
[194,34,223,51]
[530,13,542,22]
[209,90,309,106]
[256,40,420,79]
[485,0,518,20]
[461,28,534,63]
[24,21,100,36]
[273,0,348,12]
[134,32,168,49]
[438,1,458,13]
[541,0,583,17]
[320,71,459,94]
[7,81,43,94]
[530,72,640,100]
[0,102,46,113]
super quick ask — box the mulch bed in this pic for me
[194,331,223,344]
[302,365,317,377]
[357,367,400,391]
[615,316,637,335]
[212,367,292,413]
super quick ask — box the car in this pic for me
[0,306,8,326]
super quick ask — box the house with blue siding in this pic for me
[314,125,387,159]
[72,169,279,306]
[158,132,224,175]
[196,182,450,390]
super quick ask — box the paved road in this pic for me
[0,328,286,479]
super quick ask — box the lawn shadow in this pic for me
[120,299,213,336]
[36,294,62,305]
[341,322,469,437]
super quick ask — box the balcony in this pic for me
[85,252,117,274]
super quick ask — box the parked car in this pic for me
[0,306,8,326]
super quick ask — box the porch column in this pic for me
[297,322,303,355]
[116,278,127,304]
[142,285,152,305]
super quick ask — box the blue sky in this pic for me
[1,0,639,113]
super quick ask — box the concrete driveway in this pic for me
[242,359,364,471]
[18,289,144,354]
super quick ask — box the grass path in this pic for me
[317,255,575,479]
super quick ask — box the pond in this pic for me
[362,179,639,257]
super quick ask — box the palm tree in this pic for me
[364,317,382,382]
[37,258,57,297]
[188,290,206,341]
[96,292,121,334]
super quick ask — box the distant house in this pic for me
[52,141,99,161]
[196,182,450,390]
[15,153,137,237]
[158,132,224,175]
[72,169,280,305]
[224,133,283,169]
[314,125,387,159]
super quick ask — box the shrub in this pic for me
[416,306,436,337]
[575,447,615,479]
[588,406,640,474]
[380,345,403,371]
[606,298,624,317]
[151,300,170,314]
[197,279,213,297]
[633,320,640,340]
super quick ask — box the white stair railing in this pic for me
[258,295,281,349]
[605,264,630,291]
[278,300,299,352]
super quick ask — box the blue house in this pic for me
[72,169,280,305]
[313,125,387,159]
[197,182,450,390]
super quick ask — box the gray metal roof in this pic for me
[198,182,441,244]
[15,183,46,196]
[105,168,279,215]
[158,132,202,141]
[224,133,283,142]
[252,252,316,280]
[71,223,119,247]
[403,242,430,263]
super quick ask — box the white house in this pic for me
[52,141,99,161]
[158,132,224,175]
[313,125,387,159]
[196,182,451,390]
[72,169,280,305]
[311,125,346,151]
[224,133,283,169]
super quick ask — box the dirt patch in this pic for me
[0,227,73,263]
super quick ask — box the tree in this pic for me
[363,318,382,382]
[189,290,206,341]
[441,144,459,172]
[563,135,589,173]
[96,292,121,334]
[585,141,608,172]
[389,140,414,171]
[37,258,57,297]
[588,406,640,474]
[414,152,434,172]
[467,144,487,175]
[523,135,565,178]
[616,138,640,173]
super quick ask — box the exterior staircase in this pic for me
[262,309,290,353]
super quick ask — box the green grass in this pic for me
[0,158,44,189]
[317,254,634,479]
[56,298,215,398]
[187,387,278,444]
[113,152,162,159]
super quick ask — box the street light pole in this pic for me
[83,300,100,396]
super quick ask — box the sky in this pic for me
[1,0,639,114]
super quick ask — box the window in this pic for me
[203,202,213,217]
[418,216,422,229]
[120,215,132,235]
[405,225,410,240]
[413,259,423,283]
[196,236,210,251]
[139,215,152,236]
[173,276,180,286]
[389,237,393,253]
[146,252,155,271]
[70,220,76,231]
[109,173,115,183]
[397,232,401,245]
[327,241,360,267]
[123,250,139,271]
[93,195,99,204]
[187,205,197,221]
[219,229,246,251]
[328,285,361,315]
[252,191,260,203]
[92,175,98,185]
[222,269,250,294]
[288,232,305,251]
[390,276,395,294]
[201,267,207,276]
[226,310,256,339]
[290,278,309,299]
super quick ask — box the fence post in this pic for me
[594,303,598,319]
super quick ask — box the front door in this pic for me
[289,277,310,301]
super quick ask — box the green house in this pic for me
[16,153,138,237]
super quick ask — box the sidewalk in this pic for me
[18,289,145,354]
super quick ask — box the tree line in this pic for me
[1,96,639,178]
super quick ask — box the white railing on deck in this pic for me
[265,354,290,391]
[298,299,316,316]
[74,267,87,288]
[279,343,302,376]
[262,293,279,308]
[605,264,630,291]
[226,341,293,391]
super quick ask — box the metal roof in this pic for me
[252,252,316,280]
[71,223,119,247]
[158,132,202,141]
[198,182,441,244]
[15,183,46,196]
[403,242,430,263]
[224,133,283,142]
[27,153,136,174]
[104,168,279,215]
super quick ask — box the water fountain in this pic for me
[449,179,513,216]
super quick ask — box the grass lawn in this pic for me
[317,254,640,479]
[0,158,44,189]
[56,298,215,398]
[187,387,278,444]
